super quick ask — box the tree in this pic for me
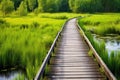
[27,0,37,11]
[1,0,14,16]
[106,0,120,12]
[69,0,75,12]
[45,0,59,12]
[17,1,27,16]
[38,0,46,12]
[114,0,120,11]
[0,0,2,3]
[69,0,103,13]
[11,0,23,10]
[38,0,59,12]
[58,0,69,12]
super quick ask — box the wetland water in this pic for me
[0,69,26,80]
[0,34,120,80]
[93,34,120,54]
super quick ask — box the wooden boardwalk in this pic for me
[46,19,105,80]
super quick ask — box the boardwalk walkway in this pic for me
[46,19,105,80]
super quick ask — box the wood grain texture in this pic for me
[46,19,105,80]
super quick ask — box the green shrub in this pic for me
[0,19,6,24]
[17,1,28,16]
[0,0,14,16]
[69,0,103,13]
[0,19,10,28]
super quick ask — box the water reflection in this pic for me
[93,34,120,54]
[106,40,120,53]
[0,70,26,80]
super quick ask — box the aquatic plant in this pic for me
[79,14,120,79]
[0,13,84,79]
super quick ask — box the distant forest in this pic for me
[0,0,120,15]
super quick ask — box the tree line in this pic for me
[0,0,120,16]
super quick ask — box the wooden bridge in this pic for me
[34,18,116,80]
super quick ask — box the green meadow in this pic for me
[78,13,120,79]
[79,13,120,35]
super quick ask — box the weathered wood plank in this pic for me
[48,75,104,78]
[44,19,107,80]
[48,77,106,80]
[48,71,102,75]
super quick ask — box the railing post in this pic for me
[42,70,45,79]
[48,54,51,65]
[76,18,116,80]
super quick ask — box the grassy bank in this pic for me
[0,13,86,79]
[80,13,120,35]
[78,13,120,79]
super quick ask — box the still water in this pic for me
[93,34,120,54]
[0,69,26,80]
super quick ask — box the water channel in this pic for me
[0,69,26,80]
[93,34,120,54]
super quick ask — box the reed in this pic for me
[79,13,120,79]
[0,13,85,79]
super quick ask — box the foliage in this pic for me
[78,13,120,79]
[27,0,37,11]
[69,0,103,13]
[57,0,69,12]
[0,13,83,79]
[79,14,120,35]
[0,0,14,16]
[85,31,120,79]
[101,0,120,12]
[0,0,120,14]
[17,1,27,16]
[38,0,59,12]
[11,0,23,10]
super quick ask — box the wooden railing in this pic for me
[76,18,116,80]
[34,20,67,80]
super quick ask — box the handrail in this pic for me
[34,19,68,80]
[76,18,116,80]
[34,31,60,80]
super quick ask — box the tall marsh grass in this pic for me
[0,13,86,79]
[80,13,120,35]
[85,31,120,79]
[79,13,120,79]
[0,17,64,79]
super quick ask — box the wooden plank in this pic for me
[54,57,93,61]
[54,55,89,57]
[48,75,104,78]
[52,57,92,60]
[76,19,116,80]
[51,58,94,62]
[56,52,89,54]
[58,48,89,51]
[48,71,102,75]
[42,19,108,80]
[58,50,89,52]
[48,78,105,80]
[50,64,98,67]
[58,46,89,49]
[48,74,104,77]
[53,60,96,64]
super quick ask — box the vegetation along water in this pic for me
[78,13,120,79]
[0,0,120,79]
[0,13,84,79]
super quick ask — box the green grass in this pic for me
[78,13,120,79]
[0,13,86,79]
[79,13,120,35]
